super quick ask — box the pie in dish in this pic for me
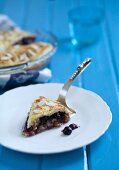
[22,96,72,137]
[0,42,53,66]
[0,28,35,51]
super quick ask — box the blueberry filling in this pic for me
[13,36,36,45]
[23,112,70,137]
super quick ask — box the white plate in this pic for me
[0,83,112,154]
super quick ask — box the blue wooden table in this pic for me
[0,0,119,170]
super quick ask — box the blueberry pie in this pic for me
[0,28,35,51]
[0,42,53,66]
[22,96,71,137]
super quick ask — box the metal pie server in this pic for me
[57,58,92,113]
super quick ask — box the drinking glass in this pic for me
[68,5,105,47]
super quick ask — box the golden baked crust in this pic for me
[0,42,53,66]
[27,96,72,128]
[0,28,35,51]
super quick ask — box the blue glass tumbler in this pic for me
[68,5,105,47]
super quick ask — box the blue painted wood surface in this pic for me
[0,0,118,170]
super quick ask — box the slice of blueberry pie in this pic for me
[22,96,71,137]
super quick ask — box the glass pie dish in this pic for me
[0,30,57,75]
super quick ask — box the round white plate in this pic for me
[0,83,112,154]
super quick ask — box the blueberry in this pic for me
[69,124,79,130]
[62,126,72,135]
[40,116,48,124]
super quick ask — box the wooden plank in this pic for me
[42,149,84,170]
[50,43,82,85]
[0,147,42,170]
[0,0,5,13]
[2,0,27,26]
[85,1,119,169]
[104,0,119,89]
[24,0,49,31]
[80,23,119,169]
[67,1,119,168]
[49,0,73,38]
